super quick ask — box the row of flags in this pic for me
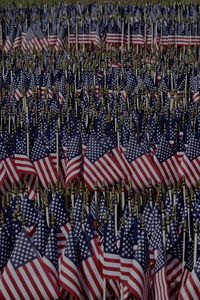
[2,16,200,52]
[1,4,200,51]
[0,184,200,300]
[0,49,198,199]
[0,82,199,197]
[1,47,200,101]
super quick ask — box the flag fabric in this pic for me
[77,230,103,300]
[154,135,180,186]
[103,213,120,279]
[0,137,21,187]
[178,135,200,188]
[4,27,17,52]
[83,134,123,190]
[153,241,170,300]
[31,135,58,190]
[65,134,82,186]
[13,132,37,177]
[0,229,60,300]
[127,227,150,300]
[59,229,82,300]
[179,256,200,300]
[49,191,71,239]
[124,134,161,190]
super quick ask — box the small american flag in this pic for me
[178,134,200,188]
[4,26,17,52]
[31,135,58,190]
[154,135,180,186]
[49,192,71,239]
[103,213,120,279]
[0,229,60,300]
[179,255,200,300]
[55,25,67,51]
[32,213,50,256]
[0,136,21,188]
[153,241,170,300]
[20,194,38,230]
[127,228,150,300]
[124,134,161,191]
[43,226,59,287]
[65,134,82,186]
[78,230,103,299]
[59,229,82,300]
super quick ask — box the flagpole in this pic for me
[182,221,187,271]
[121,180,125,211]
[193,220,198,267]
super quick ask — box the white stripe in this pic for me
[187,271,200,300]
[26,262,49,299]
[100,156,120,181]
[34,259,58,297]
[45,157,57,184]
[8,263,30,300]
[34,162,48,189]
[0,273,12,300]
[18,267,40,300]
[59,272,82,299]
[104,154,125,179]
[3,269,21,300]
[82,260,102,297]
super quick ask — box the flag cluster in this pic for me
[0,3,200,299]
[1,3,200,51]
[0,46,199,197]
[0,186,200,300]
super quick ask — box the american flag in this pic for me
[106,19,122,44]
[154,135,180,186]
[13,24,22,49]
[153,241,170,300]
[176,22,191,46]
[48,20,57,46]
[25,26,36,51]
[120,214,134,285]
[13,131,37,177]
[103,213,120,279]
[14,71,27,101]
[0,229,60,300]
[43,226,59,287]
[31,135,58,190]
[73,194,83,239]
[90,21,101,46]
[65,133,82,186]
[32,213,50,256]
[179,255,200,300]
[78,230,103,299]
[77,20,91,45]
[84,134,123,190]
[124,134,161,191]
[55,25,67,51]
[178,135,200,188]
[20,194,38,232]
[178,241,195,299]
[166,238,183,299]
[0,223,12,274]
[33,23,48,50]
[0,136,21,188]
[4,26,17,52]
[130,20,145,45]
[58,74,66,104]
[49,191,71,239]
[59,228,82,300]
[127,228,150,300]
